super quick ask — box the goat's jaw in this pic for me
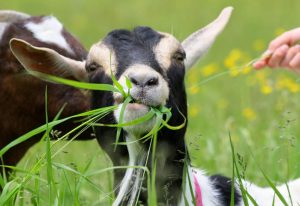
[114,101,157,137]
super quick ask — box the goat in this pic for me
[8,7,300,205]
[0,10,92,175]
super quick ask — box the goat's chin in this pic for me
[114,103,156,137]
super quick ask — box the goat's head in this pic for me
[10,7,232,138]
[87,27,186,136]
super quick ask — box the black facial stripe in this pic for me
[102,26,165,78]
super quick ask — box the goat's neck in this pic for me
[113,134,147,206]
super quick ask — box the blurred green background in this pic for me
[2,0,300,205]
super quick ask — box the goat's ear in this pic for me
[9,38,88,81]
[0,10,30,22]
[182,7,233,70]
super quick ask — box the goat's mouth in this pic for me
[126,102,148,111]
[113,95,160,135]
[114,94,158,111]
[114,97,156,136]
[115,98,150,116]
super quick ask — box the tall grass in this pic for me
[1,71,297,205]
[0,72,185,205]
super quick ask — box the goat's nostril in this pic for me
[145,77,158,87]
[128,74,159,87]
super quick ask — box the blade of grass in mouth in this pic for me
[27,71,119,92]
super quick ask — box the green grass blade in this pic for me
[229,132,236,206]
[93,108,155,128]
[285,182,294,206]
[184,160,196,206]
[161,116,186,130]
[114,96,132,150]
[110,70,126,97]
[44,87,58,204]
[0,105,117,158]
[260,169,288,206]
[246,146,289,206]
[148,159,157,206]
[229,133,250,206]
[28,71,119,92]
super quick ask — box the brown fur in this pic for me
[0,15,91,173]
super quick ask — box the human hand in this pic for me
[253,28,300,73]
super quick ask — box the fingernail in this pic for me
[253,61,263,69]
[261,50,273,59]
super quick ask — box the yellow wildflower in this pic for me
[261,85,273,94]
[276,77,300,93]
[242,107,256,121]
[201,63,219,77]
[224,49,242,69]
[288,83,300,93]
[224,49,252,77]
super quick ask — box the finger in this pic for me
[253,60,267,69]
[269,28,300,51]
[269,32,294,51]
[252,50,273,69]
[281,45,300,67]
[267,44,289,68]
[289,53,300,69]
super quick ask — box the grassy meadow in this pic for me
[1,0,300,205]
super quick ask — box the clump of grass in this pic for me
[1,70,294,206]
[0,71,186,205]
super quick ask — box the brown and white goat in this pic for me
[0,11,91,173]
[4,7,300,206]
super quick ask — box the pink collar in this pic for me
[193,174,204,206]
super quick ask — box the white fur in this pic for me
[25,16,73,53]
[182,7,233,70]
[87,42,118,75]
[0,10,29,22]
[154,32,182,69]
[112,151,135,205]
[0,22,7,41]
[180,167,222,206]
[242,179,300,205]
[183,166,300,206]
[112,135,146,206]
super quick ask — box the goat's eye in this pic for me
[86,63,100,72]
[173,52,186,62]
